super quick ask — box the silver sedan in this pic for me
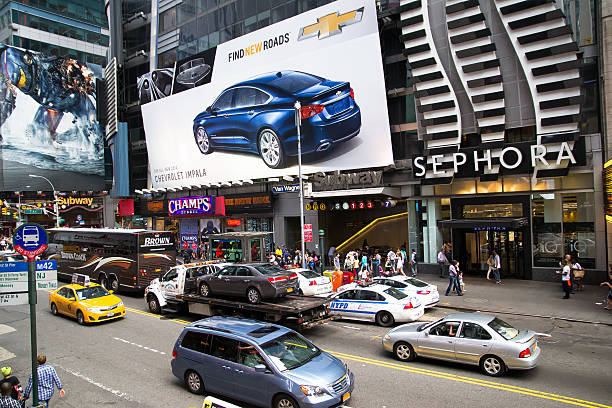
[382,313,541,376]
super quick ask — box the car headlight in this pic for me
[116,301,124,308]
[300,385,326,397]
[86,307,103,313]
[343,362,351,375]
[383,334,391,341]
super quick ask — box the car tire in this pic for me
[109,276,119,292]
[76,311,85,325]
[480,355,506,377]
[148,295,161,314]
[194,127,213,154]
[375,311,395,327]
[246,287,261,304]
[99,274,108,289]
[185,370,204,395]
[258,128,286,169]
[273,394,300,408]
[50,303,58,316]
[199,282,211,297]
[393,341,416,362]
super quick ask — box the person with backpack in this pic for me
[0,382,20,408]
[0,367,20,403]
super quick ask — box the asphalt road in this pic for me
[0,291,611,408]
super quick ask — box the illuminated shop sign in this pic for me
[604,159,612,221]
[169,196,215,216]
[413,142,576,177]
[313,170,382,190]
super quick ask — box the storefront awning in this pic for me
[306,187,400,199]
[437,217,529,229]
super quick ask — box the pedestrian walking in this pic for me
[600,267,612,310]
[22,354,65,407]
[445,260,463,296]
[556,259,572,299]
[437,248,448,278]
[486,251,494,280]
[371,250,380,278]
[572,258,585,291]
[491,250,502,284]
[360,252,369,276]
[409,249,417,276]
[0,383,20,408]
[386,249,396,275]
[333,253,341,271]
[396,249,406,276]
[458,270,465,293]
[0,367,20,402]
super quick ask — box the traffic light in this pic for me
[1,208,7,216]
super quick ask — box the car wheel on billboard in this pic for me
[258,128,285,169]
[194,127,214,154]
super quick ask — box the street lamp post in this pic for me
[28,174,60,228]
[294,101,306,268]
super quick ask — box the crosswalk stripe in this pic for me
[0,324,16,335]
[0,346,16,362]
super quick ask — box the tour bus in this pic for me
[46,228,176,292]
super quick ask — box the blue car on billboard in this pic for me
[192,71,361,169]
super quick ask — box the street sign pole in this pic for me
[27,258,39,406]
[13,222,48,408]
[295,101,306,269]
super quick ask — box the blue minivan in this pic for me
[171,316,354,408]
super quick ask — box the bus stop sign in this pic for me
[13,223,48,261]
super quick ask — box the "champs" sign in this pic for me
[168,196,215,216]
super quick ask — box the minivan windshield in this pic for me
[488,317,519,340]
[261,332,320,371]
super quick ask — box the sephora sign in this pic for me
[413,141,576,177]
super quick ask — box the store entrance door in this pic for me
[455,229,525,279]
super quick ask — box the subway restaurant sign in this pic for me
[413,141,576,177]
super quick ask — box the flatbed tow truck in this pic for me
[144,260,333,330]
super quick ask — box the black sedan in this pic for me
[196,264,299,304]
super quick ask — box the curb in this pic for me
[435,304,612,327]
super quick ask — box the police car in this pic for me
[331,282,424,327]
[373,276,439,308]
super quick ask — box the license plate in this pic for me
[342,392,350,402]
[286,287,293,293]
[107,312,115,317]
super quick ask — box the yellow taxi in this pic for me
[49,282,125,325]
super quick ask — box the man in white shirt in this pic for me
[437,249,448,278]
[410,249,417,276]
[557,261,571,299]
[491,250,501,284]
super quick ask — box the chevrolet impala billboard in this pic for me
[140,0,392,188]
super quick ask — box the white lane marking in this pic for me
[0,346,16,362]
[112,337,166,355]
[58,365,138,402]
[0,324,16,335]
[342,325,361,331]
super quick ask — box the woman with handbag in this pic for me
[572,258,585,291]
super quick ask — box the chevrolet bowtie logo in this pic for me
[298,7,364,40]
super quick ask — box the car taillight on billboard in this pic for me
[300,104,324,119]
[350,87,354,99]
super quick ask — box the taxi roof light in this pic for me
[71,273,91,287]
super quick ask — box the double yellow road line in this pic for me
[124,306,610,408]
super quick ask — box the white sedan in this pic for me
[373,276,439,308]
[293,268,333,296]
[331,282,424,326]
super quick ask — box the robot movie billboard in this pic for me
[0,45,104,191]
[139,0,393,189]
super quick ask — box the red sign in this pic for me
[227,219,242,226]
[15,244,48,261]
[304,224,313,243]
[366,201,374,209]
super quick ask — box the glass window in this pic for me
[383,287,408,300]
[459,322,492,340]
[237,342,266,368]
[234,87,269,108]
[503,176,530,192]
[212,90,234,110]
[532,178,560,191]
[269,72,322,94]
[462,203,523,218]
[532,196,563,267]
[159,8,177,33]
[76,286,110,300]
[236,267,252,277]
[337,290,357,300]
[219,266,237,276]
[562,173,594,190]
[429,321,460,337]
[488,317,519,340]
[249,238,262,261]
[177,0,196,24]
[163,269,179,281]
[210,335,239,362]
[477,180,502,194]
[181,331,211,354]
[260,332,320,371]
[434,184,451,196]
[358,290,383,301]
[562,193,595,268]
[452,179,476,195]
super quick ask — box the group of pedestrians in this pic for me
[331,246,416,280]
[557,254,585,299]
[0,355,64,408]
[268,247,324,272]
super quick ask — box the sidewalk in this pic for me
[422,275,612,325]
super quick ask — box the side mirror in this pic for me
[68,297,76,301]
[205,105,212,113]
[254,364,267,373]
[424,331,429,337]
